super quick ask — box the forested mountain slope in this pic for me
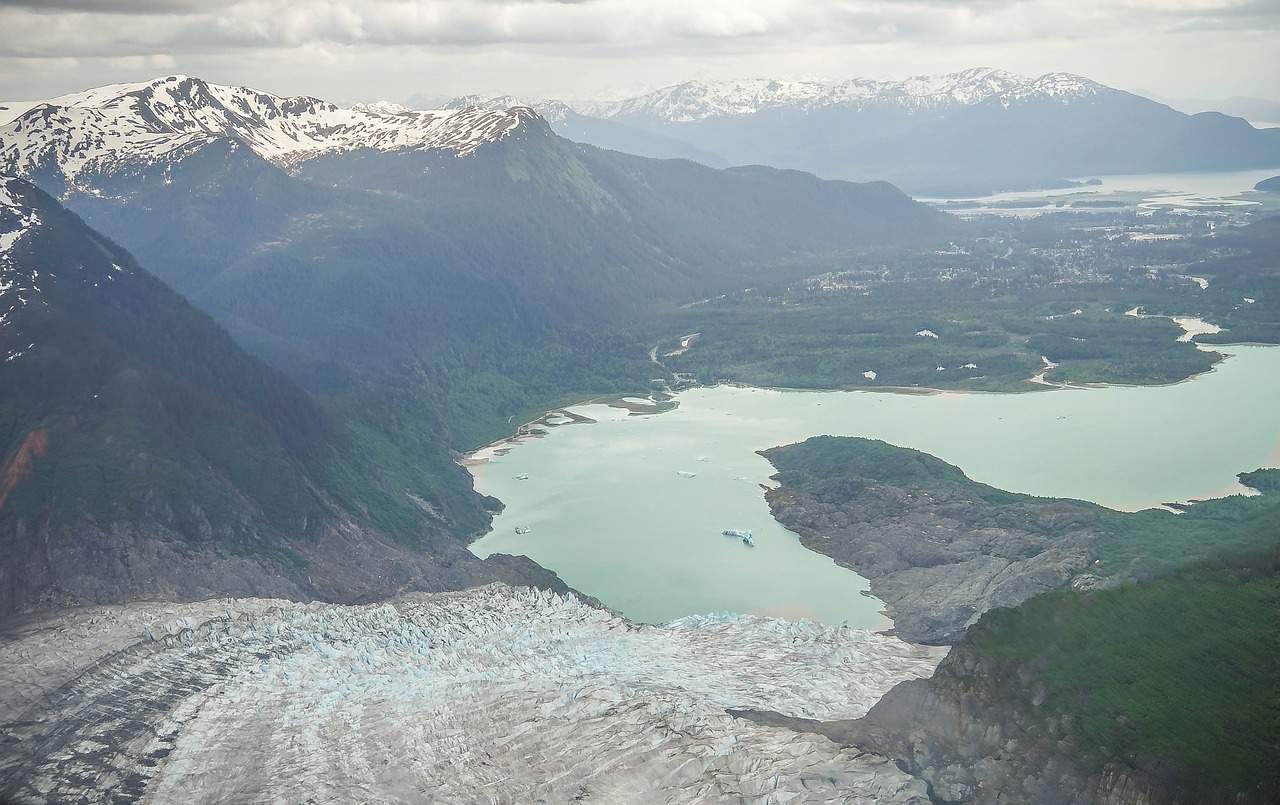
[0,178,572,615]
[0,76,951,613]
[2,76,952,452]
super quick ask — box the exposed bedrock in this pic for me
[761,441,1101,645]
[741,637,1261,805]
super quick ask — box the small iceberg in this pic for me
[676,470,697,478]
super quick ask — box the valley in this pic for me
[2,67,1278,805]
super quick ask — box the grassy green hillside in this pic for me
[967,551,1279,798]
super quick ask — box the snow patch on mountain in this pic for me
[0,76,539,188]
[0,178,43,358]
[1,177,140,361]
[581,68,1106,123]
[0,585,945,802]
[444,93,577,124]
[0,102,42,127]
[1,180,43,294]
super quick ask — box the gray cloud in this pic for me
[0,0,1276,105]
[0,0,212,12]
[4,0,1278,58]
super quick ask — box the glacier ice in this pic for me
[0,585,945,803]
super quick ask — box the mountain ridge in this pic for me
[0,175,578,616]
[575,68,1108,122]
[0,75,540,192]
[436,67,1280,194]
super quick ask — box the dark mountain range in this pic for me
[0,177,577,616]
[510,69,1280,195]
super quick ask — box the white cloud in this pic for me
[0,0,1276,103]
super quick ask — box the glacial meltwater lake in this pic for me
[469,343,1280,627]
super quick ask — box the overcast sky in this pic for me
[2,0,1278,105]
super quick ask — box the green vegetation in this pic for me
[72,122,948,465]
[770,435,1279,798]
[0,182,465,574]
[652,212,1280,392]
[1093,469,1280,578]
[1,187,318,535]
[653,284,1223,391]
[967,550,1280,798]
[765,436,1023,505]
[768,436,1280,580]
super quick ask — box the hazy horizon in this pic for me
[2,1,1278,107]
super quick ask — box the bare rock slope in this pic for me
[761,436,1102,644]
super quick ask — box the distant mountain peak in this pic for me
[0,76,543,189]
[579,68,1108,122]
[441,94,576,124]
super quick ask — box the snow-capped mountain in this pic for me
[0,178,46,362]
[0,75,539,189]
[502,67,1280,194]
[443,93,577,124]
[577,68,1105,123]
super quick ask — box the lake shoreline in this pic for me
[461,299,1277,633]
[465,312,1248,468]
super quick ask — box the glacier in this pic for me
[0,584,946,803]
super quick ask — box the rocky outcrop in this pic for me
[737,642,1180,805]
[0,509,590,617]
[761,437,1104,643]
[747,633,1271,805]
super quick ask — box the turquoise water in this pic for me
[470,344,1280,626]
